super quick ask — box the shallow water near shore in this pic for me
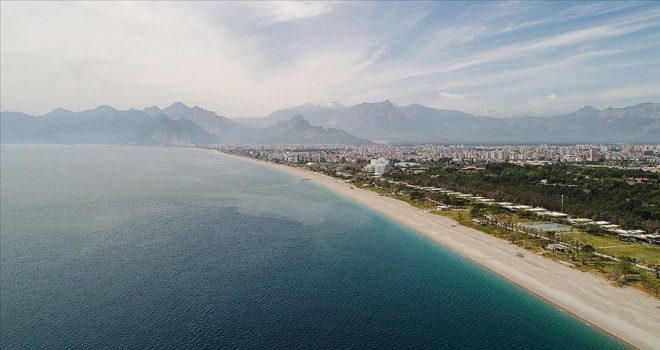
[1,145,627,349]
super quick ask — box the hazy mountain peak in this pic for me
[311,101,345,108]
[270,114,310,129]
[165,102,191,111]
[163,102,202,117]
[264,114,370,145]
[235,101,348,128]
[49,107,74,114]
[143,106,163,116]
[352,100,396,110]
[629,102,655,108]
[93,105,118,112]
[578,105,600,113]
[601,102,659,119]
[161,103,222,120]
[562,105,602,119]
[291,101,346,112]
[41,107,77,120]
[405,103,426,108]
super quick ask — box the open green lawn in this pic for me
[599,245,660,266]
[558,231,660,266]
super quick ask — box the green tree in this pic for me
[409,190,423,201]
[615,258,634,285]
[581,244,595,263]
[546,230,556,241]
[488,203,506,215]
[471,203,487,218]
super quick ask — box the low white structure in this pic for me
[529,207,547,213]
[394,162,421,168]
[569,218,594,224]
[545,211,569,218]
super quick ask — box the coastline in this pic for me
[220,152,660,350]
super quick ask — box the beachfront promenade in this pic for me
[222,152,660,350]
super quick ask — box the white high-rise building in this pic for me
[364,158,391,175]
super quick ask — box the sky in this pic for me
[1,1,659,117]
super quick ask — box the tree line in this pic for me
[387,163,659,232]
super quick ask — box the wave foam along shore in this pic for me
[220,152,660,350]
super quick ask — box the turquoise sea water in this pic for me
[0,145,626,349]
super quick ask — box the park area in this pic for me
[558,231,660,267]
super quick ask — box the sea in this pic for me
[0,145,627,349]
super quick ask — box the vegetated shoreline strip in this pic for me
[219,152,660,350]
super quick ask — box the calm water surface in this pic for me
[0,145,627,349]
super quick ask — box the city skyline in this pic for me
[1,1,659,117]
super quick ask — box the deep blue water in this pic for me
[0,145,626,349]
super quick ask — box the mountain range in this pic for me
[0,105,214,145]
[0,103,367,145]
[1,101,658,145]
[237,101,659,144]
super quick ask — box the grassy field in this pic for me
[558,231,660,266]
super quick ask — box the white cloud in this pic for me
[1,2,657,116]
[1,2,256,114]
[247,1,334,24]
[0,2,359,116]
[439,92,465,99]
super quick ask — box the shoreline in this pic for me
[220,152,660,350]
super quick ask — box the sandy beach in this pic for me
[222,152,660,349]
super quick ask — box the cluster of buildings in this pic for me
[219,144,660,169]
